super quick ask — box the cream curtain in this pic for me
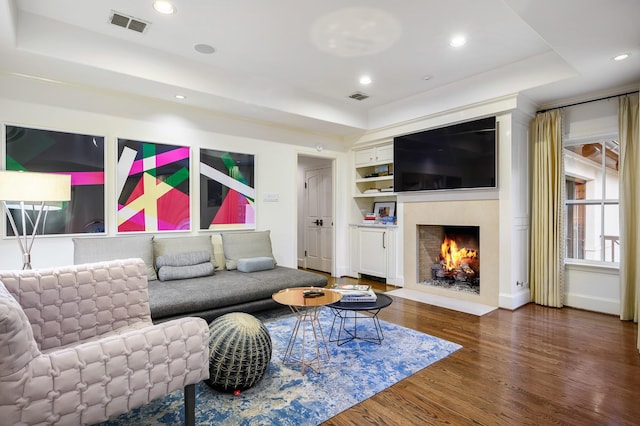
[530,110,565,307]
[618,93,640,351]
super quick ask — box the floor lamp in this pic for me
[0,170,71,269]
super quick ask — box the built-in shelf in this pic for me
[352,143,398,284]
[355,176,393,183]
[354,143,395,199]
[354,193,396,198]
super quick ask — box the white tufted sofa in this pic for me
[0,258,210,425]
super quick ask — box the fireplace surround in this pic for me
[403,198,500,307]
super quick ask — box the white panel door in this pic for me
[305,167,332,273]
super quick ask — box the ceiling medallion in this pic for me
[310,8,401,57]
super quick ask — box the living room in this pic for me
[1,1,639,424]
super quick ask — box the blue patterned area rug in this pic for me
[101,308,461,425]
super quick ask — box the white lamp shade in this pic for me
[0,170,71,202]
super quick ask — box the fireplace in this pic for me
[417,225,480,294]
[403,199,500,307]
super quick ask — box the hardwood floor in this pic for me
[309,271,640,425]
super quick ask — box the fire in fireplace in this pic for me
[418,225,480,294]
[433,236,479,282]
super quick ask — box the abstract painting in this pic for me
[200,148,255,230]
[117,139,190,232]
[4,125,105,235]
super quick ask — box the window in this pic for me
[564,139,619,263]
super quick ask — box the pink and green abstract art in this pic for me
[200,149,255,230]
[117,139,190,232]
[4,125,105,235]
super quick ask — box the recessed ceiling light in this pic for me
[175,94,186,99]
[359,75,372,85]
[450,35,466,47]
[613,53,630,61]
[194,43,215,54]
[153,1,175,14]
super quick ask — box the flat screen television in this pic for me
[393,116,496,192]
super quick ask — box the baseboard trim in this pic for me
[565,292,619,315]
[499,288,531,310]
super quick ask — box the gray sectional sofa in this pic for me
[73,231,327,323]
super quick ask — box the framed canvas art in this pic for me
[373,201,396,219]
[4,125,105,235]
[117,138,190,232]
[200,148,255,230]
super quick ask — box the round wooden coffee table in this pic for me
[272,287,341,374]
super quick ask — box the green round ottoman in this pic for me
[206,312,272,392]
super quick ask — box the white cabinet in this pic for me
[350,226,396,283]
[355,144,393,166]
[354,143,395,198]
[375,144,393,163]
[355,148,375,166]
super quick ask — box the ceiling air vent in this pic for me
[348,91,370,101]
[109,11,150,33]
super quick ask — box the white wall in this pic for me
[565,262,619,315]
[500,110,532,309]
[0,74,351,271]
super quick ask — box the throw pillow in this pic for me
[157,262,215,281]
[156,250,212,268]
[211,234,226,271]
[153,235,216,269]
[72,235,157,281]
[221,231,276,270]
[237,257,275,273]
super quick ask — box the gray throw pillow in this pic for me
[153,235,215,268]
[221,231,276,270]
[157,262,215,281]
[156,250,212,268]
[237,257,275,273]
[73,235,157,281]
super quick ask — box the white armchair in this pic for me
[0,258,209,425]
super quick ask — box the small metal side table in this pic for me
[327,293,393,346]
[272,287,342,375]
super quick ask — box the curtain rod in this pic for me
[537,90,638,114]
